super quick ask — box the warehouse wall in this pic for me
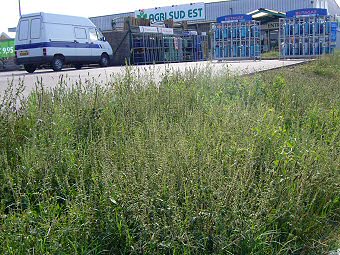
[187,23,211,34]
[91,12,133,32]
[103,31,131,65]
[327,0,340,15]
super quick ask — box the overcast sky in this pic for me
[1,0,340,38]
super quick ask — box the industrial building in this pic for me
[91,0,340,31]
[90,0,340,51]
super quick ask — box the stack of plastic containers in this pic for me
[164,36,182,62]
[132,33,164,64]
[213,14,261,60]
[279,8,337,58]
[194,35,209,61]
[181,35,209,62]
[131,31,209,65]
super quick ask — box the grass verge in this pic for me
[262,51,280,59]
[0,55,339,254]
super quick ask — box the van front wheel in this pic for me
[74,64,82,70]
[24,64,37,73]
[52,56,64,71]
[99,54,109,67]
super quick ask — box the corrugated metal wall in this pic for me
[90,0,340,31]
[327,0,340,15]
[90,12,133,31]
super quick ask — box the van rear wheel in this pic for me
[52,56,64,71]
[24,64,37,73]
[99,54,109,67]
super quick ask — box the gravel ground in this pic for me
[0,59,306,97]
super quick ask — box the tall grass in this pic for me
[262,51,280,59]
[0,56,339,254]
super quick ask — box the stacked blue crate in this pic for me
[279,8,337,58]
[192,35,208,61]
[132,32,209,65]
[214,14,261,60]
[240,27,247,38]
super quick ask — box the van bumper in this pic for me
[15,56,53,66]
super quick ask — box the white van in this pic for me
[15,12,113,73]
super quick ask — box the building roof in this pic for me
[248,8,286,23]
[0,32,11,40]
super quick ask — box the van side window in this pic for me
[89,28,98,41]
[19,20,29,41]
[31,18,41,39]
[75,27,87,39]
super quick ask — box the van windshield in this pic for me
[89,28,104,41]
[97,30,104,41]
[89,28,98,41]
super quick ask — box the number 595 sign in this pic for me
[0,40,15,58]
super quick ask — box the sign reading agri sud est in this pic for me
[0,40,15,58]
[135,2,205,22]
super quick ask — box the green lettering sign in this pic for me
[135,3,206,22]
[0,40,15,59]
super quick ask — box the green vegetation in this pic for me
[0,55,339,254]
[308,53,340,78]
[262,51,280,59]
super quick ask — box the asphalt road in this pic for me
[0,59,306,97]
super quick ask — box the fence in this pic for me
[212,20,261,60]
[279,9,337,58]
[131,32,209,65]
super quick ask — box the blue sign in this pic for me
[331,22,338,42]
[216,14,252,23]
[286,8,328,18]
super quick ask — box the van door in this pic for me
[16,17,42,60]
[16,19,30,59]
[73,27,91,63]
[29,18,42,58]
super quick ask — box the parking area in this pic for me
[0,59,307,97]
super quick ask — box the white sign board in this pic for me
[158,27,174,35]
[139,26,158,33]
[139,26,174,35]
[135,2,205,22]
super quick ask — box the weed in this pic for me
[0,57,339,254]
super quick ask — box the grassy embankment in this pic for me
[261,51,280,59]
[0,55,339,254]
